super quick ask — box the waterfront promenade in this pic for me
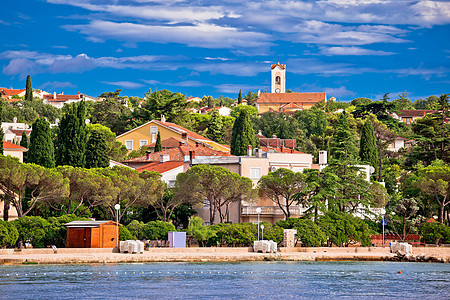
[0,247,449,265]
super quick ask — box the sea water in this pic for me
[0,262,449,299]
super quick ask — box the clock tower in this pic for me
[271,63,286,93]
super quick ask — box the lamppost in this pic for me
[114,204,120,249]
[256,207,261,241]
[261,224,264,241]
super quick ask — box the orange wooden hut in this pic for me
[65,220,119,248]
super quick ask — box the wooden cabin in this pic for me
[65,220,119,248]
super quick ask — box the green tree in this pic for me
[0,219,19,248]
[392,91,414,110]
[237,89,243,104]
[174,164,256,224]
[351,97,372,107]
[20,131,28,162]
[56,101,88,167]
[142,220,175,240]
[85,130,109,168]
[154,131,162,152]
[86,123,128,162]
[419,222,450,245]
[91,90,131,135]
[25,74,33,102]
[187,216,217,247]
[258,168,308,220]
[415,161,450,223]
[28,117,55,168]
[207,109,224,143]
[359,118,379,173]
[13,216,51,248]
[276,218,326,247]
[388,197,420,241]
[230,109,258,156]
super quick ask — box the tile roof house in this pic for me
[256,92,327,114]
[392,110,436,125]
[0,88,25,102]
[2,141,27,163]
[116,117,230,153]
[146,136,195,153]
[43,92,101,109]
[1,121,31,144]
[201,106,232,116]
[136,161,184,187]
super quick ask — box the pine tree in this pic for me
[85,130,109,168]
[208,109,223,143]
[25,75,32,102]
[155,131,162,152]
[56,101,87,167]
[238,89,243,105]
[28,117,55,168]
[0,103,3,155]
[230,109,258,156]
[359,119,378,172]
[331,111,358,161]
[20,131,28,162]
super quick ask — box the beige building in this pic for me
[189,149,314,224]
[116,117,230,153]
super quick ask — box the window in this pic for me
[139,140,148,147]
[275,76,281,84]
[250,167,261,180]
[125,140,133,151]
[150,126,158,134]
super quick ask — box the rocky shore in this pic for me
[0,247,448,265]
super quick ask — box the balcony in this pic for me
[241,206,306,216]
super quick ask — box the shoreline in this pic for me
[0,247,448,265]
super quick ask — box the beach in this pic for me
[0,246,449,265]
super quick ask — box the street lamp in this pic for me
[261,224,264,241]
[114,204,120,249]
[256,207,261,241]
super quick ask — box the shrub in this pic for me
[143,221,176,240]
[0,220,19,248]
[276,218,326,247]
[419,222,450,245]
[213,223,256,247]
[119,226,135,241]
[187,217,217,247]
[12,216,51,248]
[45,214,89,247]
[126,220,145,240]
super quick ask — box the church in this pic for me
[255,63,326,114]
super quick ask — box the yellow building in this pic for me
[116,118,230,153]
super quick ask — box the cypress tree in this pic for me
[25,74,32,102]
[155,131,162,152]
[359,119,378,172]
[238,89,243,105]
[208,109,223,143]
[28,117,55,168]
[230,109,258,156]
[20,131,28,162]
[56,101,87,167]
[0,103,3,155]
[85,130,109,168]
[330,111,358,161]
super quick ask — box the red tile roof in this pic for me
[153,120,214,143]
[271,64,286,70]
[257,92,326,104]
[147,137,195,148]
[43,94,81,102]
[8,129,32,136]
[123,144,232,163]
[259,138,297,149]
[136,161,183,174]
[259,146,304,154]
[0,88,25,96]
[2,141,27,151]
[396,110,436,117]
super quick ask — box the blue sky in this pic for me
[1,0,449,101]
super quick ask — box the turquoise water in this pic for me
[0,262,449,299]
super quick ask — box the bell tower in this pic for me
[271,63,286,93]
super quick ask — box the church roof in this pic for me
[257,92,326,104]
[271,64,286,70]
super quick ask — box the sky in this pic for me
[1,0,449,101]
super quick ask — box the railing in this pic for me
[241,206,306,216]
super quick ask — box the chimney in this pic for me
[272,134,277,139]
[189,150,196,161]
[161,115,166,123]
[196,142,201,147]
[280,145,284,153]
[146,150,151,160]
[258,130,262,136]
[53,92,56,99]
[160,154,170,163]
[255,148,261,158]
[61,91,64,95]
[319,150,328,165]
[179,141,184,147]
[181,132,187,140]
[247,145,252,157]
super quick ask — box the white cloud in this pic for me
[101,81,145,89]
[320,46,395,56]
[40,81,76,89]
[215,83,265,94]
[192,62,266,76]
[65,20,271,49]
[324,86,356,98]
